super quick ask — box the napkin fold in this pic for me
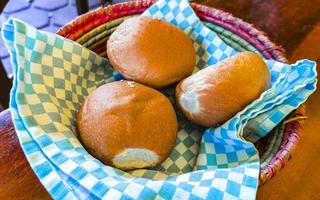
[2,0,317,199]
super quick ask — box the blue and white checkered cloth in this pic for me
[2,0,317,199]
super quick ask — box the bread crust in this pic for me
[107,16,196,88]
[77,81,178,170]
[176,51,270,127]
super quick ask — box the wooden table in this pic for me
[0,0,319,199]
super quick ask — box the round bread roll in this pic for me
[176,51,270,127]
[77,81,178,170]
[107,16,196,88]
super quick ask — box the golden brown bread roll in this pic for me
[176,51,270,127]
[77,81,178,170]
[107,16,196,88]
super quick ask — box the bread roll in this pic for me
[107,16,196,88]
[77,81,178,170]
[176,51,270,127]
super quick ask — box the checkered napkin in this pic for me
[2,0,317,199]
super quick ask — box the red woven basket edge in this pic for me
[56,0,305,186]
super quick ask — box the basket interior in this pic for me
[64,14,283,167]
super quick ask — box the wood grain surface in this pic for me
[0,110,50,200]
[0,0,319,199]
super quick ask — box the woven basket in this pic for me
[57,0,305,186]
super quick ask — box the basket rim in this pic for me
[56,0,305,186]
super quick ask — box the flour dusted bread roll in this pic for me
[107,16,196,88]
[176,51,270,127]
[77,81,177,170]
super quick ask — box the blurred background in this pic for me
[0,0,319,111]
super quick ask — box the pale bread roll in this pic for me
[77,81,178,170]
[176,51,270,127]
[107,16,196,88]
